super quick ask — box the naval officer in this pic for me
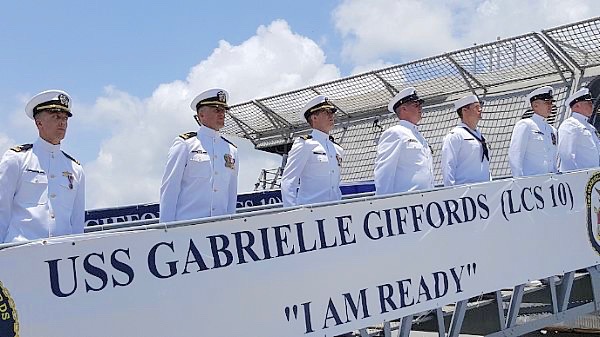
[159,88,239,222]
[0,90,85,243]
[508,86,558,177]
[374,87,434,195]
[281,95,344,207]
[557,87,600,171]
[441,94,491,186]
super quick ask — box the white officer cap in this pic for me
[526,86,555,103]
[190,88,229,112]
[302,95,337,119]
[388,87,424,113]
[25,89,72,120]
[454,94,481,111]
[565,87,594,108]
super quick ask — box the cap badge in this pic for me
[58,94,69,106]
[217,91,226,103]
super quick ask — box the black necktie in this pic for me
[462,127,489,162]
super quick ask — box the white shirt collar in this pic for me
[198,125,220,138]
[35,137,61,153]
[572,112,590,124]
[398,119,417,130]
[310,129,330,141]
[531,113,546,124]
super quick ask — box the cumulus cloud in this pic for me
[83,20,340,209]
[333,0,600,67]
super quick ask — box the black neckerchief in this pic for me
[461,127,489,162]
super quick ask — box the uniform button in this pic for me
[50,213,55,219]
[215,172,218,175]
[50,194,56,198]
[50,174,55,179]
[213,189,218,192]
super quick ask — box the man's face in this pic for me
[35,110,69,145]
[310,108,336,133]
[198,105,227,130]
[532,99,553,118]
[399,101,423,125]
[463,102,482,122]
[573,100,593,117]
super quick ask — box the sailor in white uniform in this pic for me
[0,90,85,243]
[558,87,600,171]
[374,87,434,195]
[441,94,491,186]
[281,95,344,207]
[508,86,558,177]
[159,88,239,222]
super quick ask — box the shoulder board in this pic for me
[179,132,197,140]
[299,135,313,140]
[61,151,81,165]
[328,135,338,144]
[10,144,33,153]
[221,136,237,148]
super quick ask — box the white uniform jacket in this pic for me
[558,112,600,171]
[159,125,239,222]
[281,129,343,207]
[0,137,85,243]
[374,120,434,195]
[508,113,558,177]
[441,122,491,186]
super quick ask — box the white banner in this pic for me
[2,170,600,337]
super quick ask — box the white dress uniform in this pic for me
[558,87,600,172]
[558,112,600,171]
[441,122,491,186]
[281,129,343,206]
[374,120,434,195]
[0,90,85,243]
[159,125,239,222]
[509,114,558,177]
[0,139,85,243]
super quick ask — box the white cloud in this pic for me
[333,0,600,66]
[83,20,340,209]
[0,133,16,155]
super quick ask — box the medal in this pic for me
[62,171,74,190]
[224,154,235,169]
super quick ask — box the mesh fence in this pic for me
[225,17,600,187]
[544,17,600,70]
[330,85,571,184]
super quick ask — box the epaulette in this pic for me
[221,136,237,148]
[179,132,197,140]
[299,135,313,140]
[329,135,338,144]
[62,151,81,165]
[10,144,33,153]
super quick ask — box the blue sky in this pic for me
[0,1,345,105]
[1,0,599,209]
